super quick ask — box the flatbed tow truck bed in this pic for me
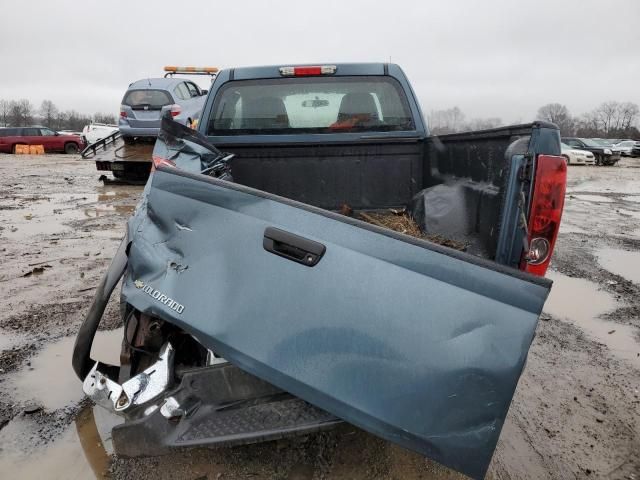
[81,131,153,183]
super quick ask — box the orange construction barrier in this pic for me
[14,144,30,154]
[29,145,45,155]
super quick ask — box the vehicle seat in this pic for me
[335,92,380,125]
[242,97,290,129]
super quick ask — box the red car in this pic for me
[0,126,86,154]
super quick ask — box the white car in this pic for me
[561,143,595,165]
[82,123,119,145]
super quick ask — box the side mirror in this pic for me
[201,89,208,95]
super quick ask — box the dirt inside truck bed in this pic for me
[356,209,467,251]
[0,154,639,479]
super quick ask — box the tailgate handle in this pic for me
[263,227,326,267]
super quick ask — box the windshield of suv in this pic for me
[207,76,414,135]
[122,89,173,110]
[580,139,602,147]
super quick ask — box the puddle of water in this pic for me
[0,330,26,351]
[0,197,84,239]
[545,271,640,368]
[0,405,115,479]
[84,203,136,218]
[596,248,640,284]
[571,194,614,203]
[3,329,122,411]
[0,190,138,240]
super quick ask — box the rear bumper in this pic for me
[109,363,340,457]
[95,160,151,181]
[118,125,160,137]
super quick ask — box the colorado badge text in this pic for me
[135,280,185,314]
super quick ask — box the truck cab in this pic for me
[74,63,567,479]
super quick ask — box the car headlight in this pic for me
[604,149,612,154]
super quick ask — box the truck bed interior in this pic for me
[217,125,534,261]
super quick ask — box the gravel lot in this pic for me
[0,154,638,479]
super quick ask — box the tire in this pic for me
[64,143,79,154]
[562,154,570,165]
[594,154,601,166]
[122,136,135,145]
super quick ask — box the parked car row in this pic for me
[560,137,640,165]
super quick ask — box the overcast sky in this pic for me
[1,0,638,123]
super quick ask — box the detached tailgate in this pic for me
[123,168,551,479]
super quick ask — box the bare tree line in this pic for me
[428,101,639,139]
[428,107,502,135]
[0,99,116,132]
[536,101,639,138]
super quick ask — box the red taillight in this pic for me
[521,154,567,276]
[170,104,181,117]
[151,155,176,172]
[120,106,127,118]
[279,65,337,76]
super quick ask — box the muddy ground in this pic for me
[0,154,638,480]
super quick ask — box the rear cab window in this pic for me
[122,89,173,110]
[206,76,415,135]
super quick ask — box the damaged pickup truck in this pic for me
[72,63,566,479]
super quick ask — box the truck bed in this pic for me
[213,123,551,263]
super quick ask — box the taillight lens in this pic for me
[120,106,127,118]
[521,155,567,276]
[170,104,181,117]
[279,65,337,76]
[151,155,176,172]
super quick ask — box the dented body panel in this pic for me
[119,167,551,479]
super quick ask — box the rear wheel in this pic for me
[64,143,79,154]
[594,154,602,166]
